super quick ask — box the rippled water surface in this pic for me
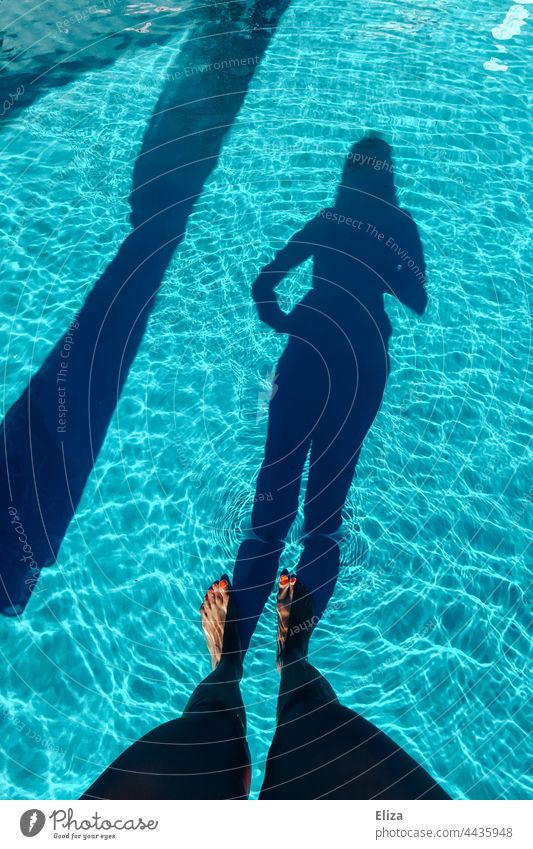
[0,0,531,799]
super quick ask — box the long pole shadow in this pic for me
[0,0,292,616]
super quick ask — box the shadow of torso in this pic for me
[281,200,426,401]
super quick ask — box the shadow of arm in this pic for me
[386,213,428,315]
[252,220,316,331]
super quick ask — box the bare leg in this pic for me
[81,576,250,800]
[260,576,450,800]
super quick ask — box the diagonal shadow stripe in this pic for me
[0,0,292,615]
[0,0,195,123]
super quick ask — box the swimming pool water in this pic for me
[0,0,531,799]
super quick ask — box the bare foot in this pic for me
[200,575,241,671]
[276,571,315,672]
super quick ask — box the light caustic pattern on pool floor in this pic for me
[0,0,531,799]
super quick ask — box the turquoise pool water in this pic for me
[0,0,531,799]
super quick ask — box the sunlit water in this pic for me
[0,0,531,800]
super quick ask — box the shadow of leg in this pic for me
[232,536,283,653]
[296,534,340,622]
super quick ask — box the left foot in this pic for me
[200,575,241,671]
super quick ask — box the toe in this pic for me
[219,576,230,609]
[288,573,297,601]
[290,574,300,598]
[277,570,290,603]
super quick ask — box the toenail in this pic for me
[290,576,296,585]
[220,579,228,588]
[280,575,289,586]
[213,581,219,588]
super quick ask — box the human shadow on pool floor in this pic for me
[232,135,429,652]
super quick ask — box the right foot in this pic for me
[200,575,242,672]
[276,571,315,672]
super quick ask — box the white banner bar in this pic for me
[0,800,531,848]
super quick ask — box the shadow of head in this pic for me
[337,133,398,209]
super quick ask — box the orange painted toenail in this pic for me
[208,588,214,594]
[213,581,219,588]
[220,579,228,588]
[290,576,296,585]
[280,575,289,586]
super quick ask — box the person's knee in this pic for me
[304,512,343,536]
[249,517,292,545]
